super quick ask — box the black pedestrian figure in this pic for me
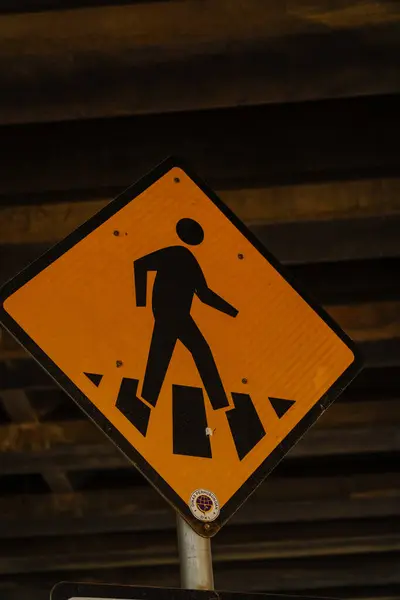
[134,218,238,410]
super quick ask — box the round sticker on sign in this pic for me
[189,489,220,521]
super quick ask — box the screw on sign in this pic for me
[0,157,362,537]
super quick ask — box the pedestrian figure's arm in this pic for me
[196,275,238,317]
[134,251,161,307]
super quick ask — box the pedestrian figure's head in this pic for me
[176,218,204,246]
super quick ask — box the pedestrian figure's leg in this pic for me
[179,319,230,410]
[141,322,177,407]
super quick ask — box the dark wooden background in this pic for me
[0,1,400,599]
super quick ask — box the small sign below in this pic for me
[52,582,341,600]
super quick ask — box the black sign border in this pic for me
[51,582,337,600]
[0,157,363,536]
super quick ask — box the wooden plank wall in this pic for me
[0,1,400,599]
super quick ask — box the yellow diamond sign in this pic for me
[0,158,362,535]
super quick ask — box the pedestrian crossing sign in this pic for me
[0,157,362,536]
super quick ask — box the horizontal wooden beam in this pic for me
[360,338,400,369]
[1,0,400,124]
[291,258,400,306]
[1,472,399,539]
[0,0,164,13]
[0,552,399,597]
[0,399,398,474]
[2,518,400,575]
[1,95,400,197]
[3,212,400,292]
[2,301,399,366]
[2,181,400,292]
[329,301,400,343]
[3,178,400,245]
[255,214,400,264]
[6,178,400,299]
[3,215,400,297]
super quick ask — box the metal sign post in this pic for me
[177,515,214,589]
